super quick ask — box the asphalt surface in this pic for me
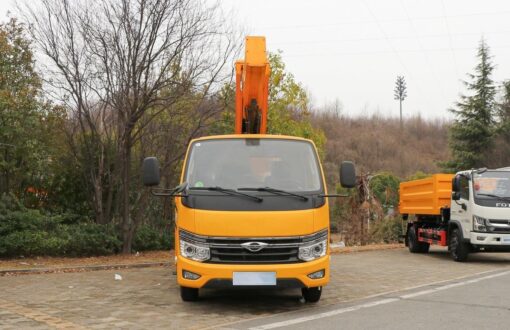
[229,268,510,330]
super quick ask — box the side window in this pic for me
[460,176,470,200]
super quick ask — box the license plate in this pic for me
[502,237,510,244]
[232,272,276,286]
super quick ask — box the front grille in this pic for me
[179,229,328,265]
[208,238,300,264]
[488,219,510,234]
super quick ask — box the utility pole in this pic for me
[394,76,407,175]
[394,76,407,131]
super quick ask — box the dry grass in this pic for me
[0,251,174,271]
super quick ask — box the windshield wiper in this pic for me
[238,187,309,201]
[189,186,263,202]
[476,193,510,202]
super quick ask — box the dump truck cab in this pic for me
[452,168,510,248]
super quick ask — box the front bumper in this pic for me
[470,232,510,246]
[176,255,330,289]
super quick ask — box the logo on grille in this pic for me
[241,242,268,252]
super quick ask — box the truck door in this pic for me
[451,175,471,238]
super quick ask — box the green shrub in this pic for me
[0,194,121,257]
[132,225,174,252]
[369,217,404,244]
[62,223,121,257]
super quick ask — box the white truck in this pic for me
[399,168,510,261]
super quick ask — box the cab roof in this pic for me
[190,134,313,143]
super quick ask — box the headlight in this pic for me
[180,239,210,262]
[299,239,327,261]
[473,215,491,232]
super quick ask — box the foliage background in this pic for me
[1,6,510,256]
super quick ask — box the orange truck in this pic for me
[400,170,510,261]
[142,36,356,302]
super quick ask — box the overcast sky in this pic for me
[221,0,510,119]
[1,0,509,119]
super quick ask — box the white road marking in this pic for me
[248,269,510,330]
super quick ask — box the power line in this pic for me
[267,30,510,47]
[441,0,462,86]
[257,10,510,31]
[363,0,432,115]
[400,0,448,109]
[363,0,408,73]
[282,44,510,58]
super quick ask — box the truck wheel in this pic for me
[407,226,430,253]
[449,229,469,262]
[180,286,199,301]
[302,286,322,303]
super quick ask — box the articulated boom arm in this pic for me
[235,36,270,134]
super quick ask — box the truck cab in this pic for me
[143,134,355,302]
[451,168,510,254]
[142,36,356,301]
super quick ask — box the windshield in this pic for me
[184,139,322,192]
[473,171,510,198]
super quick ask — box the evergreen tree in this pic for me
[488,80,510,167]
[497,80,510,143]
[443,39,496,172]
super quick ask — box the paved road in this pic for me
[231,268,510,330]
[0,247,509,329]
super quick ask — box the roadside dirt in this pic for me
[0,250,174,271]
[331,243,403,254]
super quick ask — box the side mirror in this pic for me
[452,191,461,201]
[340,161,356,188]
[452,176,460,193]
[142,157,160,186]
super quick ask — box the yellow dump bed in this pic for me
[399,174,454,215]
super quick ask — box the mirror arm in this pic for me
[150,188,188,197]
[318,194,349,198]
[453,199,467,210]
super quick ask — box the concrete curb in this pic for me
[0,261,172,276]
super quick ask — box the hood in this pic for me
[192,209,315,237]
[473,204,510,220]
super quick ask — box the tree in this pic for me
[443,39,496,172]
[394,76,407,130]
[488,80,510,167]
[0,18,54,197]
[267,52,325,157]
[23,0,238,253]
[497,81,510,144]
[369,172,400,213]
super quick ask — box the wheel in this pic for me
[302,286,322,303]
[407,226,430,253]
[449,228,469,262]
[180,286,199,301]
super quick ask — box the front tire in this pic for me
[407,226,430,253]
[449,228,469,262]
[180,286,199,302]
[302,286,322,303]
